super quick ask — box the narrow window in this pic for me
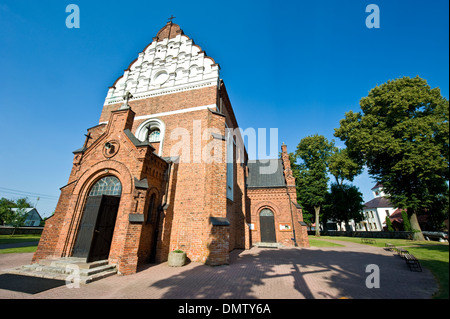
[147,194,156,224]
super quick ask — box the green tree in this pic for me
[328,148,363,186]
[1,197,33,234]
[385,216,394,231]
[0,198,15,225]
[323,183,365,232]
[401,210,412,232]
[294,134,334,236]
[335,76,449,240]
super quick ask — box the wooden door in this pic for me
[72,195,120,262]
[260,209,276,243]
[88,195,120,262]
[72,196,103,259]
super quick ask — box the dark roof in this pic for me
[247,159,286,188]
[371,182,383,190]
[123,129,154,149]
[364,196,393,208]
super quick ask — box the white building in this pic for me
[354,183,397,231]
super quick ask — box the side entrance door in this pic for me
[259,208,276,243]
[72,195,120,262]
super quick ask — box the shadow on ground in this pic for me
[0,274,66,294]
[147,247,436,299]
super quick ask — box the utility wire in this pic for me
[0,187,59,200]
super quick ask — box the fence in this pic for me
[308,230,415,239]
[0,226,44,235]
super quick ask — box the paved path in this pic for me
[0,239,438,299]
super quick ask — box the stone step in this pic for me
[5,258,117,285]
[79,264,116,277]
[82,269,117,284]
[255,242,282,248]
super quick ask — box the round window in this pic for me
[153,70,169,85]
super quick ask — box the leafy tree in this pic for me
[294,134,334,236]
[328,148,363,186]
[401,211,412,232]
[335,76,449,240]
[385,216,394,231]
[323,183,365,231]
[422,189,449,231]
[0,197,33,234]
[0,198,15,225]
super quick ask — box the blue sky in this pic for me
[0,0,448,218]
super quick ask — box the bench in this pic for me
[404,253,422,272]
[397,247,409,258]
[385,243,396,252]
[361,238,376,244]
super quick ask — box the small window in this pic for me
[148,128,161,142]
[147,194,156,224]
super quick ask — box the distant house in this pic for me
[355,183,397,231]
[10,208,43,227]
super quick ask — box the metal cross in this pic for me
[123,91,133,103]
[168,15,176,23]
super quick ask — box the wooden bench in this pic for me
[385,243,396,252]
[404,253,422,272]
[361,238,376,244]
[397,247,409,258]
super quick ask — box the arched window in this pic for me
[259,208,274,217]
[135,118,165,156]
[148,128,161,142]
[89,176,122,196]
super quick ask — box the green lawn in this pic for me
[0,246,38,254]
[0,234,41,245]
[308,237,345,247]
[317,235,449,299]
[0,234,40,254]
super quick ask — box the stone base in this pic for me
[167,251,186,267]
[5,257,117,284]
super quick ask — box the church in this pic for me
[33,21,309,275]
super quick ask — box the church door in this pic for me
[259,209,276,243]
[72,176,122,262]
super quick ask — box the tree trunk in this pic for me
[409,211,425,241]
[345,220,351,233]
[314,206,320,237]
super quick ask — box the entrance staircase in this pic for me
[6,257,117,284]
[255,242,282,248]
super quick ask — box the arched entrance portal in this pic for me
[72,176,122,262]
[259,208,276,243]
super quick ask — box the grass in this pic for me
[308,237,345,247]
[317,235,449,299]
[0,234,41,245]
[0,234,40,254]
[0,246,38,254]
[407,245,449,299]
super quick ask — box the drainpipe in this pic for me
[286,186,298,247]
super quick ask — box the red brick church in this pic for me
[33,21,309,275]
